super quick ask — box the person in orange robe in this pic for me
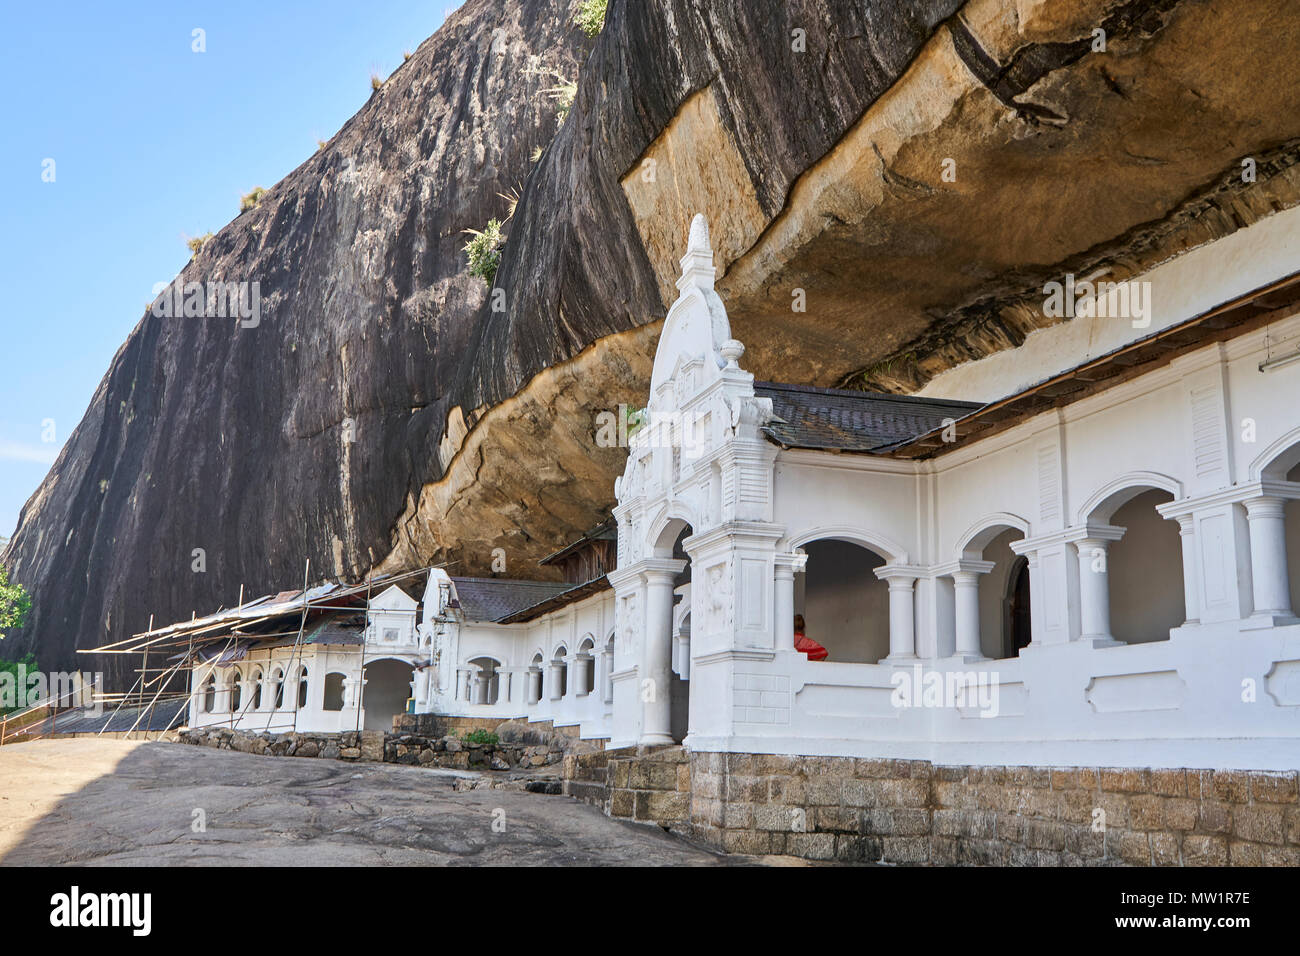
[793,614,828,661]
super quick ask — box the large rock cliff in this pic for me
[6,0,1300,680]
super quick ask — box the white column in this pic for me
[774,554,797,653]
[641,567,677,745]
[1245,496,1293,619]
[1073,537,1116,642]
[575,654,592,697]
[952,570,986,660]
[528,666,542,705]
[602,646,614,705]
[1173,514,1201,625]
[877,569,918,661]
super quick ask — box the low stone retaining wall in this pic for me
[179,726,571,771]
[562,749,1300,865]
[180,717,595,780]
[687,754,1300,865]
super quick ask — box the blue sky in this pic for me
[0,1,464,540]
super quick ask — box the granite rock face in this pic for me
[6,0,1300,681]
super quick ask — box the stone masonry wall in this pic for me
[685,754,1300,865]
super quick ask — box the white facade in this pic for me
[187,584,429,734]
[600,213,1300,771]
[192,211,1300,771]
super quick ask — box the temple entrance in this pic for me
[362,659,414,731]
[1005,557,1032,658]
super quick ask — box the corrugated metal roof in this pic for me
[754,381,982,453]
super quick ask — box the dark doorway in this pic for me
[1005,557,1032,657]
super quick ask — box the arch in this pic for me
[296,665,309,710]
[648,506,699,558]
[1077,471,1183,524]
[249,667,263,710]
[1251,426,1300,480]
[1106,488,1183,643]
[794,536,892,664]
[787,525,908,564]
[270,667,285,710]
[202,674,216,714]
[361,659,414,731]
[228,667,243,713]
[467,656,502,705]
[953,512,1031,559]
[322,672,346,712]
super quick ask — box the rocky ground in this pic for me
[0,738,771,866]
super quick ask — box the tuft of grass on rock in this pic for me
[186,232,214,255]
[239,187,267,213]
[575,0,607,36]
[463,219,505,286]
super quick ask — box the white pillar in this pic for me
[575,654,592,697]
[528,666,542,705]
[641,567,677,745]
[876,569,918,661]
[1246,496,1293,619]
[602,646,614,705]
[1073,537,1115,642]
[952,570,986,660]
[1174,514,1201,625]
[774,554,797,653]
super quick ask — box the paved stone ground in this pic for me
[0,739,766,866]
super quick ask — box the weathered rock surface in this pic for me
[6,0,1300,682]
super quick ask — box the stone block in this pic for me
[1150,832,1180,866]
[1128,794,1165,831]
[880,836,929,864]
[1210,770,1251,803]
[720,828,771,855]
[1110,829,1151,866]
[1233,805,1285,845]
[636,790,689,823]
[1250,771,1299,804]
[1149,768,1187,796]
[722,802,755,830]
[1099,768,1150,793]
[1164,797,1198,831]
[768,775,806,805]
[608,789,635,818]
[1197,800,1232,834]
[785,832,837,861]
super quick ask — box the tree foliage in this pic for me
[0,564,31,638]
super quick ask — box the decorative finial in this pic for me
[720,339,744,368]
[687,213,710,254]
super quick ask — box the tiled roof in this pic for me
[495,575,612,625]
[754,381,982,453]
[450,577,575,623]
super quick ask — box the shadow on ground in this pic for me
[0,739,761,866]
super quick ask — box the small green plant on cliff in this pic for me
[239,186,266,213]
[575,0,607,36]
[462,728,499,747]
[186,232,214,255]
[0,564,31,640]
[546,79,578,123]
[463,219,505,286]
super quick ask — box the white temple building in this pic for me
[181,208,1300,772]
